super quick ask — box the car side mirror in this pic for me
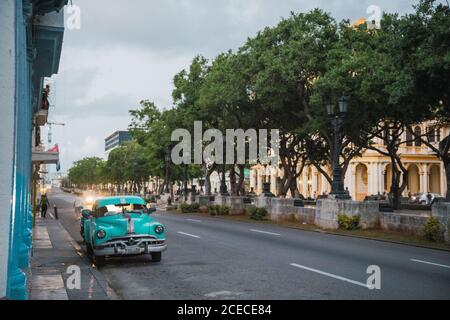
[147,206,156,214]
[81,209,92,219]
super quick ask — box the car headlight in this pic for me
[97,230,106,239]
[155,225,164,234]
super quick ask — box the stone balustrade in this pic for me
[315,199,380,229]
[191,194,450,243]
[432,202,450,242]
[380,212,429,235]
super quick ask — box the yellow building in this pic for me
[250,124,448,200]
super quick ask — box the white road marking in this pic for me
[290,263,369,288]
[177,232,201,239]
[204,291,244,298]
[187,219,202,223]
[411,259,450,269]
[250,229,281,236]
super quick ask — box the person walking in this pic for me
[40,194,50,218]
[36,198,41,216]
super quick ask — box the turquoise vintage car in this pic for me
[81,196,167,266]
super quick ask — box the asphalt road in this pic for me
[49,188,450,300]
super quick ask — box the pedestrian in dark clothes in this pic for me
[40,194,50,218]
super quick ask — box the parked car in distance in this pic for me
[410,193,442,205]
[81,196,166,266]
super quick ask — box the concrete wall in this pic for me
[265,198,316,224]
[197,195,213,206]
[0,0,16,299]
[197,195,450,243]
[315,199,380,229]
[380,213,428,235]
[432,202,450,242]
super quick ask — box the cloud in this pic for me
[50,0,419,172]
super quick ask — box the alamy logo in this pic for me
[171,121,280,166]
[66,265,81,290]
[65,5,81,30]
[366,5,382,30]
[366,265,381,290]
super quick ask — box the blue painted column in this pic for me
[0,0,17,299]
[19,1,34,268]
[7,0,29,300]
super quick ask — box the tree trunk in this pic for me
[289,174,299,198]
[205,164,217,196]
[389,156,408,210]
[236,165,245,196]
[229,165,237,196]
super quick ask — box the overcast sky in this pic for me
[47,0,420,172]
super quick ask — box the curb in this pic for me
[54,219,121,300]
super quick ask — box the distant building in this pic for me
[105,131,133,153]
[250,124,449,200]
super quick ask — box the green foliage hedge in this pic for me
[208,205,230,216]
[423,217,444,243]
[248,207,268,221]
[179,203,200,213]
[337,214,360,230]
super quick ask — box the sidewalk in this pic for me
[29,215,119,300]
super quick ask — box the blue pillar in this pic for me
[0,0,17,299]
[24,0,34,259]
[21,3,34,266]
[7,0,30,300]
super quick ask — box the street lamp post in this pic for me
[220,135,229,196]
[327,95,350,199]
[183,164,188,202]
[199,178,205,194]
[164,148,170,194]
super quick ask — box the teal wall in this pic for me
[0,0,66,300]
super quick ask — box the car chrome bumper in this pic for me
[93,235,167,256]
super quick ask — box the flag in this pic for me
[48,144,59,153]
[48,144,61,172]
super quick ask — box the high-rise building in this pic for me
[105,131,133,155]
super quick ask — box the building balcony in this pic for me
[32,151,59,165]
[33,0,68,15]
[34,109,48,126]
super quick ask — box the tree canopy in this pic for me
[67,0,450,201]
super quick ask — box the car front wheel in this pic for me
[93,255,105,267]
[151,252,162,262]
[87,243,93,256]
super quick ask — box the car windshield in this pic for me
[96,204,147,217]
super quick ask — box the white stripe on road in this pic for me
[187,219,202,223]
[177,232,201,239]
[411,259,450,269]
[250,229,281,236]
[290,263,368,288]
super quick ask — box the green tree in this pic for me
[403,0,450,200]
[68,157,106,189]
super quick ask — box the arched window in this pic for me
[427,127,435,143]
[414,126,422,147]
[406,129,413,146]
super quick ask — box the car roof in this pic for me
[95,196,146,207]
